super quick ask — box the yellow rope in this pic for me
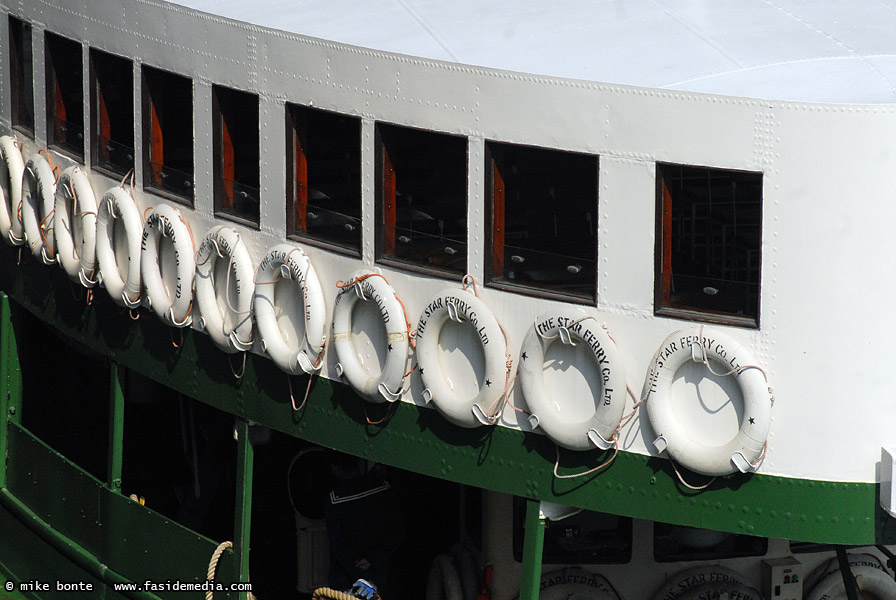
[206,541,257,600]
[312,588,358,600]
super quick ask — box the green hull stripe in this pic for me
[0,252,892,545]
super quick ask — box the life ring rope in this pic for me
[197,230,254,349]
[461,275,514,425]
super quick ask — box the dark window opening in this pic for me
[142,65,194,203]
[656,164,762,326]
[287,104,361,252]
[19,309,109,482]
[512,497,632,564]
[90,49,133,177]
[9,16,34,134]
[654,523,767,562]
[213,85,259,225]
[488,143,598,300]
[122,372,235,542]
[377,124,467,275]
[45,31,83,159]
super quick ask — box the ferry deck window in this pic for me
[142,65,194,203]
[90,49,133,177]
[653,523,767,561]
[45,32,83,159]
[213,85,259,225]
[287,104,361,252]
[9,16,34,134]
[656,164,762,326]
[487,142,598,300]
[376,124,467,275]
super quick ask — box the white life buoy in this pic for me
[95,186,143,308]
[332,271,410,403]
[425,554,463,600]
[645,327,773,477]
[415,284,509,428]
[21,154,57,264]
[55,166,98,287]
[677,581,763,600]
[520,568,622,600]
[254,244,326,375]
[653,565,747,600]
[518,308,627,451]
[140,203,195,327]
[0,136,25,246]
[807,566,896,600]
[194,225,255,353]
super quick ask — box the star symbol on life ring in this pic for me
[485,379,492,387]
[749,417,755,425]
[419,367,424,375]
[388,344,393,351]
[521,352,528,360]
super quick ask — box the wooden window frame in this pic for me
[141,65,194,205]
[89,48,134,178]
[285,104,362,256]
[654,163,762,329]
[485,142,598,305]
[374,123,468,278]
[44,31,84,160]
[212,85,259,227]
[8,16,34,136]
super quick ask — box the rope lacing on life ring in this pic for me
[462,275,514,425]
[197,231,254,351]
[336,272,418,396]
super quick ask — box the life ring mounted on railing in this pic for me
[195,225,255,353]
[518,308,627,452]
[140,203,196,327]
[0,135,25,247]
[254,244,327,376]
[55,166,98,287]
[332,270,412,404]
[415,276,512,428]
[95,185,144,308]
[645,326,774,478]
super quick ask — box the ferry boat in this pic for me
[1,1,896,599]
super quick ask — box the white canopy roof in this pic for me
[178,0,896,104]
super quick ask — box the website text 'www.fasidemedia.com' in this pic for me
[113,580,253,593]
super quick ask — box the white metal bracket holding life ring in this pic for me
[518,308,627,451]
[95,186,143,308]
[140,203,195,327]
[332,271,410,403]
[415,285,509,428]
[55,166,98,287]
[21,154,58,265]
[254,244,326,375]
[645,327,773,477]
[195,225,255,353]
[0,135,25,246]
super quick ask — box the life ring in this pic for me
[520,568,622,600]
[0,135,25,246]
[518,308,627,451]
[807,565,896,600]
[425,554,463,600]
[677,581,763,600]
[254,244,326,375]
[332,271,410,403]
[653,565,747,600]
[645,327,773,476]
[55,166,98,287]
[21,154,57,264]
[415,285,509,428]
[140,203,195,327]
[194,225,255,353]
[95,186,143,308]
[804,554,891,599]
